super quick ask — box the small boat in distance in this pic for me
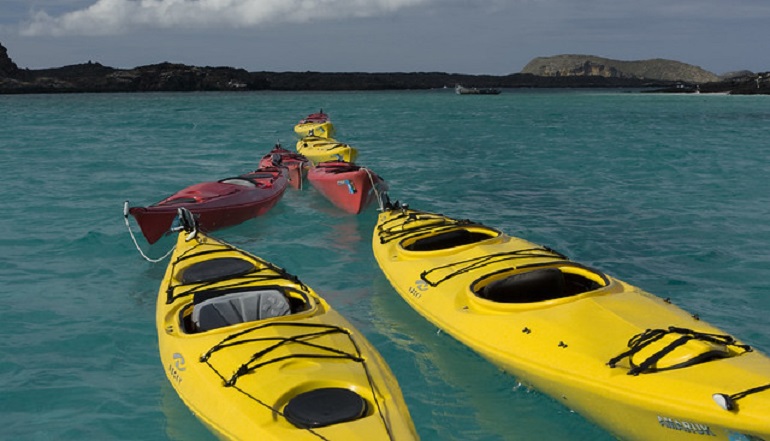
[455,84,501,95]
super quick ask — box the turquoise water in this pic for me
[1,89,769,440]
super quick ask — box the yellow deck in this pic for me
[294,121,336,139]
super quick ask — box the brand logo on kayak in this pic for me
[168,353,185,384]
[173,353,186,370]
[409,280,429,298]
[657,416,715,436]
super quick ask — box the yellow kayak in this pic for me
[296,136,358,165]
[372,203,770,441]
[157,211,418,440]
[294,111,336,139]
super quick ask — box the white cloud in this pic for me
[19,0,430,36]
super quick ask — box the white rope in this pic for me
[362,168,387,211]
[123,201,175,263]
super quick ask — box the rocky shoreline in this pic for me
[2,43,768,94]
[0,60,677,94]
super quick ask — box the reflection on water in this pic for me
[160,381,216,441]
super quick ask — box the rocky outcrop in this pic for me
[0,42,19,77]
[649,72,770,95]
[1,60,265,93]
[717,72,770,94]
[521,55,720,84]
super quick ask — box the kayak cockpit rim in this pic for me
[399,226,502,253]
[469,263,613,308]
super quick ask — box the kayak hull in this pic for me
[129,168,288,244]
[158,228,418,440]
[372,206,770,441]
[307,161,387,214]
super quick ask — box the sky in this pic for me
[1,0,768,76]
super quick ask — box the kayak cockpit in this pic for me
[180,287,312,333]
[473,264,610,305]
[219,177,259,188]
[402,227,500,252]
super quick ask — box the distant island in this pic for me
[522,55,722,83]
[1,42,767,94]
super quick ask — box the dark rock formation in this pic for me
[0,64,665,94]
[522,55,720,84]
[0,59,265,93]
[0,42,20,77]
[648,72,770,95]
[715,73,770,94]
[1,42,766,94]
[253,71,656,90]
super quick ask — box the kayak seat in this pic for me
[406,229,492,251]
[479,268,566,303]
[219,178,258,188]
[192,289,291,332]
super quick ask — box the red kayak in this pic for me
[258,143,309,189]
[307,161,388,214]
[129,167,288,244]
[299,110,330,124]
